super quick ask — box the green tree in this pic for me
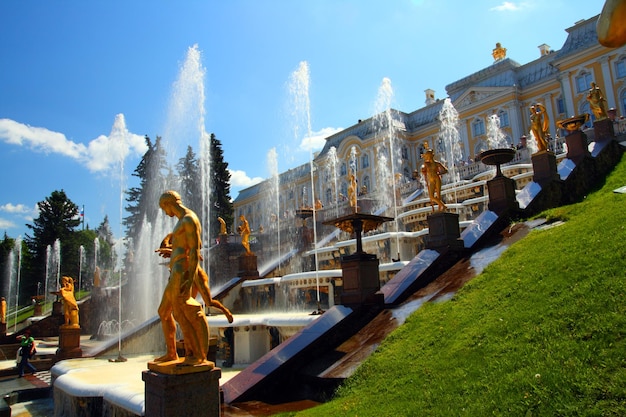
[124,135,168,239]
[177,145,202,216]
[210,134,233,239]
[24,190,81,302]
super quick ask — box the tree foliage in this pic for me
[209,134,233,239]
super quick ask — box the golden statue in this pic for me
[586,82,609,121]
[1,297,6,325]
[347,173,357,212]
[492,42,507,61]
[598,0,626,47]
[238,214,252,255]
[153,190,211,367]
[530,103,550,152]
[93,266,101,288]
[217,216,227,235]
[421,149,448,212]
[51,276,79,328]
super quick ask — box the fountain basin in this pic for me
[478,148,516,167]
[556,114,589,133]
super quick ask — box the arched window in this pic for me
[620,89,626,116]
[472,119,485,137]
[498,110,509,127]
[361,153,369,168]
[615,56,626,78]
[576,72,593,93]
[401,146,409,160]
[326,188,332,205]
[340,163,347,176]
[363,176,370,194]
[340,182,348,200]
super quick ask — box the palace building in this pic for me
[233,14,626,244]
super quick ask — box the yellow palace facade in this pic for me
[233,14,626,237]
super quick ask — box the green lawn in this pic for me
[289,152,626,416]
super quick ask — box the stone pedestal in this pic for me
[339,254,383,307]
[33,303,43,317]
[56,326,82,360]
[565,130,590,165]
[238,254,259,279]
[593,118,614,141]
[425,212,464,251]
[486,175,519,215]
[531,151,559,185]
[143,367,221,417]
[0,322,6,336]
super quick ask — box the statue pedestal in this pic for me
[33,304,43,316]
[565,130,590,164]
[593,118,614,141]
[531,151,559,185]
[238,254,259,279]
[425,212,464,252]
[143,367,221,417]
[486,175,519,215]
[339,254,383,307]
[56,326,82,360]
[0,322,6,336]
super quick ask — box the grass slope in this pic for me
[291,153,626,416]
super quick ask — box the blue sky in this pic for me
[0,0,603,240]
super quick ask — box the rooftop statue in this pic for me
[51,276,79,328]
[586,82,609,121]
[529,103,550,152]
[421,149,448,212]
[154,190,211,367]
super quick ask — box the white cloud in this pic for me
[490,2,524,11]
[0,117,148,174]
[228,169,264,189]
[0,203,31,214]
[299,126,343,152]
[0,218,16,230]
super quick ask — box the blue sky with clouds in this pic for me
[0,0,603,239]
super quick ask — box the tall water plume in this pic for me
[372,77,402,259]
[327,146,340,217]
[266,148,282,272]
[438,98,463,202]
[288,61,320,298]
[125,44,211,329]
[486,114,510,149]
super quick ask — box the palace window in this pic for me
[616,57,626,78]
[340,163,347,176]
[401,146,409,160]
[620,89,626,116]
[472,119,485,137]
[575,72,593,93]
[498,110,509,127]
[556,97,566,114]
[361,153,369,168]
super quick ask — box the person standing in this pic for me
[17,329,36,377]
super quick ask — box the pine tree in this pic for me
[210,134,234,239]
[24,190,81,300]
[124,135,168,239]
[177,145,202,216]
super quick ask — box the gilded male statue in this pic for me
[154,190,210,366]
[421,149,448,212]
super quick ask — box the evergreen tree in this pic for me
[124,135,168,239]
[24,190,81,301]
[210,134,234,239]
[177,145,202,216]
